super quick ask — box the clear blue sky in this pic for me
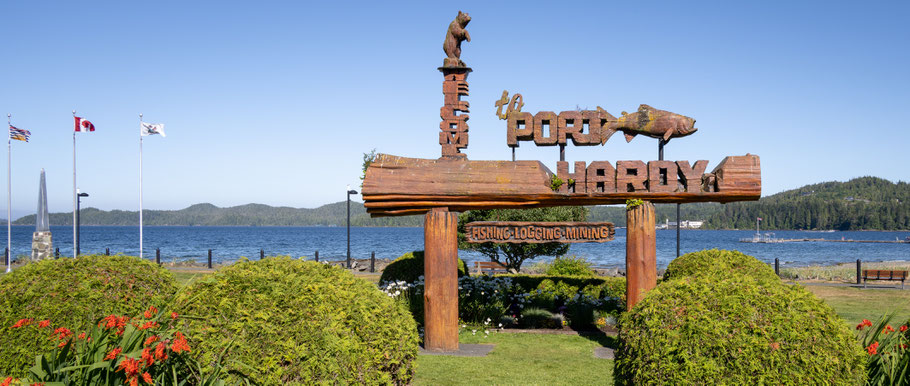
[1,1,907,219]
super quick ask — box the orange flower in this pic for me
[11,318,32,328]
[117,357,141,378]
[143,306,158,319]
[154,342,168,361]
[884,325,895,334]
[863,319,873,327]
[37,320,50,328]
[2,377,15,386]
[867,341,880,355]
[144,335,159,346]
[901,325,908,332]
[53,327,72,340]
[105,347,122,360]
[138,321,158,330]
[30,383,44,386]
[856,323,865,330]
[141,348,154,367]
[129,378,137,386]
[77,332,87,340]
[171,331,191,353]
[170,312,178,320]
[141,372,152,384]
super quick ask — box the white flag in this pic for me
[140,122,166,137]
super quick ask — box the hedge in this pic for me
[614,274,865,384]
[663,249,780,283]
[175,257,419,385]
[494,274,625,302]
[379,250,468,285]
[0,255,178,376]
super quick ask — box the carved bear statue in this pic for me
[443,11,471,67]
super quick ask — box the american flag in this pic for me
[9,125,30,142]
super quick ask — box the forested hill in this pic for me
[12,177,908,230]
[702,177,910,230]
[590,177,909,230]
[12,202,425,227]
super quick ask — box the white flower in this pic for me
[462,324,467,328]
[498,323,503,327]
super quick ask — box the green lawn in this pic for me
[804,285,910,326]
[415,330,615,385]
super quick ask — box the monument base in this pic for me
[31,231,53,261]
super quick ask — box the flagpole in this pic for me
[6,113,11,273]
[72,110,77,258]
[139,114,143,259]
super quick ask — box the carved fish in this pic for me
[600,104,697,143]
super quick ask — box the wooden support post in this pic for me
[856,259,862,285]
[105,248,110,256]
[314,250,319,262]
[423,207,459,351]
[625,201,657,311]
[207,249,213,269]
[55,248,59,258]
[156,248,160,265]
[774,258,780,276]
[260,249,265,260]
[370,251,376,273]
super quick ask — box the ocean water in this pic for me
[1,225,908,268]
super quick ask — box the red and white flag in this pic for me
[74,116,95,132]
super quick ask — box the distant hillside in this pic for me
[702,176,909,230]
[14,177,908,230]
[13,202,424,227]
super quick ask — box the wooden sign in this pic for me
[465,221,615,244]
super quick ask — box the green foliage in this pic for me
[174,257,418,385]
[663,249,780,283]
[6,308,228,385]
[0,255,178,376]
[614,274,866,385]
[379,251,468,285]
[549,174,564,191]
[625,199,643,210]
[457,207,588,271]
[856,314,910,384]
[520,308,564,329]
[457,276,512,326]
[361,148,377,187]
[545,255,595,277]
[494,274,625,304]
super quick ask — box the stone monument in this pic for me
[31,169,52,260]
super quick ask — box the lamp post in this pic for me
[76,190,88,256]
[347,186,358,269]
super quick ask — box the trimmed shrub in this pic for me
[379,250,468,285]
[174,257,418,385]
[520,308,563,329]
[545,255,595,276]
[663,249,779,282]
[496,274,625,303]
[614,274,866,384]
[0,255,178,376]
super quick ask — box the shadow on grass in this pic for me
[570,326,619,349]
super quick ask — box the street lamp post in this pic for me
[76,190,88,256]
[347,186,358,269]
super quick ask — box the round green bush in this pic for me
[0,255,178,376]
[379,250,468,285]
[175,257,419,385]
[663,249,779,282]
[545,255,594,276]
[614,274,865,384]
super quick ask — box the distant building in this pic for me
[657,219,704,230]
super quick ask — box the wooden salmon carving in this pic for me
[603,104,697,143]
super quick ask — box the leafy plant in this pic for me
[361,148,377,188]
[520,308,563,329]
[625,199,643,210]
[174,257,418,385]
[856,314,910,384]
[0,255,178,376]
[545,255,594,277]
[549,174,564,191]
[613,273,866,385]
[662,248,780,283]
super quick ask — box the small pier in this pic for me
[740,235,910,244]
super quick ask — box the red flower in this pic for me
[2,377,15,386]
[863,319,873,327]
[143,306,158,319]
[138,321,158,330]
[170,312,178,320]
[867,341,880,355]
[53,327,72,340]
[884,325,895,334]
[129,378,138,386]
[141,372,152,384]
[117,357,141,378]
[856,323,865,330]
[105,347,122,360]
[901,325,908,332]
[154,342,168,361]
[77,332,87,340]
[30,383,44,386]
[11,318,32,328]
[141,347,154,367]
[171,331,191,353]
[144,335,159,346]
[37,320,50,328]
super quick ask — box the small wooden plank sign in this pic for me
[464,221,615,244]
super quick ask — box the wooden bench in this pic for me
[862,269,908,289]
[474,261,509,275]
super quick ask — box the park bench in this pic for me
[862,269,908,289]
[474,261,509,275]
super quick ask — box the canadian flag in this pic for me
[74,116,95,132]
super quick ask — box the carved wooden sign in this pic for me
[465,221,615,244]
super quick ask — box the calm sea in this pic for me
[2,225,908,268]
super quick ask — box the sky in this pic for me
[0,1,907,219]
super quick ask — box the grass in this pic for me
[415,330,615,385]
[803,285,910,326]
[781,261,910,282]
